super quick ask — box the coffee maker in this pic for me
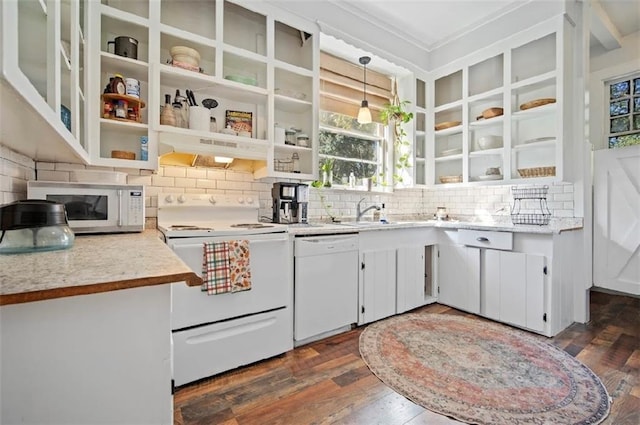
[272,182,309,224]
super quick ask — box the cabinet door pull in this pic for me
[476,237,489,242]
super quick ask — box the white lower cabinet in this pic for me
[435,228,572,336]
[358,228,437,325]
[437,243,481,314]
[483,250,546,333]
[360,249,397,324]
[396,246,427,313]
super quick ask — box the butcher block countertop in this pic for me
[0,230,200,306]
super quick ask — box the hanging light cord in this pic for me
[359,56,371,104]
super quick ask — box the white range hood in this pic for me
[158,126,270,161]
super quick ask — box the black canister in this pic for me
[108,36,138,60]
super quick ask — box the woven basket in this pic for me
[517,166,556,178]
[439,175,462,184]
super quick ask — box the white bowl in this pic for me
[170,46,201,67]
[478,135,503,150]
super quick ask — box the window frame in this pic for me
[605,73,640,148]
[317,112,391,190]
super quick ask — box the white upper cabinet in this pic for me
[87,0,153,168]
[1,0,90,163]
[84,0,318,176]
[415,15,574,186]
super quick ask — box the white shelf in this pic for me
[434,154,463,162]
[511,70,556,90]
[273,60,315,78]
[222,43,268,65]
[469,147,504,157]
[469,115,504,128]
[101,52,149,82]
[159,64,268,104]
[274,94,312,112]
[100,4,149,27]
[468,87,503,103]
[434,100,463,113]
[513,139,556,150]
[159,24,216,48]
[512,102,556,119]
[434,125,463,136]
[274,144,312,153]
[100,118,148,131]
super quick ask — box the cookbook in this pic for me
[225,110,252,136]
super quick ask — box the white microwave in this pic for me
[28,181,145,234]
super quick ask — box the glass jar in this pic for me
[115,100,128,119]
[285,130,296,145]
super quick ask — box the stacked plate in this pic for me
[441,148,462,157]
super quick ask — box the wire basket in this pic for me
[511,213,551,225]
[511,185,549,199]
[274,158,293,172]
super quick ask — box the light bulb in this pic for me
[357,100,372,124]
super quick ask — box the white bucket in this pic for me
[125,78,140,98]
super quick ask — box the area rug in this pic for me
[359,314,610,425]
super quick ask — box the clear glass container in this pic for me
[0,226,75,254]
[0,200,75,254]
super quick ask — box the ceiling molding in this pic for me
[326,0,430,52]
[591,0,623,50]
[329,0,529,53]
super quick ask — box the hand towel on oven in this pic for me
[202,240,252,295]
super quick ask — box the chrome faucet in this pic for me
[356,198,381,222]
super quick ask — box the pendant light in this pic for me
[357,56,372,124]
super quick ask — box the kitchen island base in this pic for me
[0,284,172,425]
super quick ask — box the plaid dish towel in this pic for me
[202,242,231,295]
[228,240,252,293]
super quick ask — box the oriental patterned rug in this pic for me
[359,314,610,425]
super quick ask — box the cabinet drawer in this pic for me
[458,229,513,250]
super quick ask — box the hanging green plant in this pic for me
[380,96,414,185]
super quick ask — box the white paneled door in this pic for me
[593,145,640,295]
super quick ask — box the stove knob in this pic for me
[177,195,186,203]
[164,195,174,203]
[246,197,254,204]
[208,196,216,204]
[237,197,245,204]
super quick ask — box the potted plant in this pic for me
[320,158,334,187]
[380,97,414,185]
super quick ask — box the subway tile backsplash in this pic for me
[1,151,575,224]
[0,145,35,204]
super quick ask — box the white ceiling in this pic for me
[271,0,639,73]
[334,0,640,52]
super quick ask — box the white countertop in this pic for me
[287,217,583,235]
[0,230,199,306]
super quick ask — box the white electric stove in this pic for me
[157,193,288,238]
[158,193,293,387]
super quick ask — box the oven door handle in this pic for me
[117,189,123,227]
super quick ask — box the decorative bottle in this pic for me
[160,94,176,126]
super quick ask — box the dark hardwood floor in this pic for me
[174,291,639,425]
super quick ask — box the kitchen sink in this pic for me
[339,221,399,227]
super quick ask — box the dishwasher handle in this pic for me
[295,235,358,256]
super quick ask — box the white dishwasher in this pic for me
[294,234,359,345]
